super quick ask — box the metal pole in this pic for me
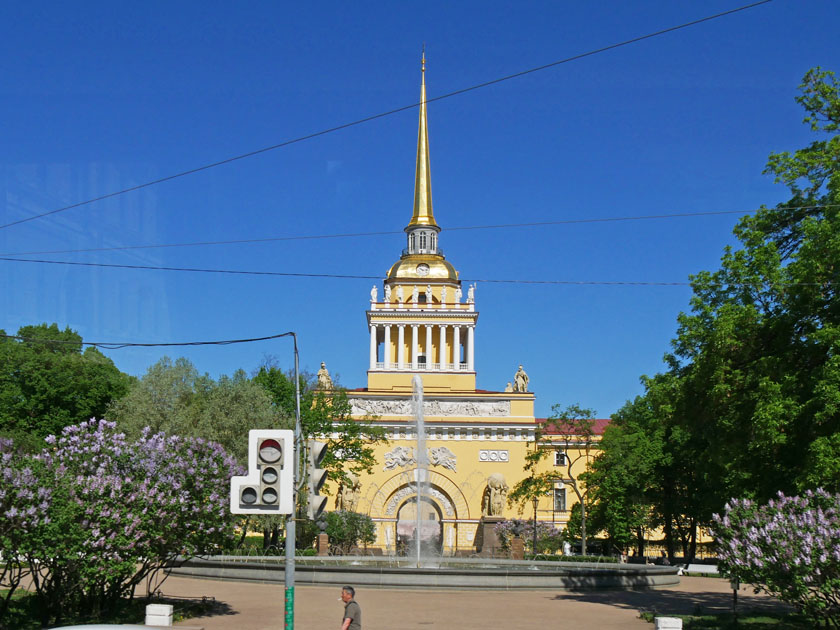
[285,333,302,630]
[532,496,538,557]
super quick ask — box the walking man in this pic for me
[340,585,361,630]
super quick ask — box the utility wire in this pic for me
[5,202,833,258]
[0,331,295,350]
[1,255,830,288]
[0,0,774,232]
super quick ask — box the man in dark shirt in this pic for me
[340,585,361,630]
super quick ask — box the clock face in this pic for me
[416,263,430,277]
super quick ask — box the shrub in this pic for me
[0,419,241,628]
[711,489,840,627]
[325,511,375,555]
[494,519,564,554]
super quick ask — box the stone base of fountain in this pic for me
[168,555,680,590]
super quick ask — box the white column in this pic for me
[438,324,447,368]
[369,324,377,369]
[398,324,405,369]
[468,325,475,371]
[453,325,461,368]
[425,325,433,368]
[411,325,419,367]
[384,325,392,368]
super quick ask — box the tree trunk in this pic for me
[687,520,698,564]
[635,527,645,558]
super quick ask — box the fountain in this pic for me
[170,376,680,588]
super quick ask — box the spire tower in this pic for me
[410,49,436,228]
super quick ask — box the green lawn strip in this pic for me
[1,590,217,629]
[639,611,813,629]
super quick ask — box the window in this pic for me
[431,234,437,250]
[554,451,567,467]
[420,233,427,250]
[553,488,567,512]
[410,234,416,251]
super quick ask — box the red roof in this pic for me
[536,418,611,436]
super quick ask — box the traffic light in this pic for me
[305,439,328,520]
[230,429,294,515]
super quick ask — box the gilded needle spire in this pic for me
[409,48,436,228]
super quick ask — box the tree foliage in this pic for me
[324,510,376,555]
[253,366,387,488]
[508,403,598,555]
[587,67,840,560]
[108,356,284,464]
[0,324,131,449]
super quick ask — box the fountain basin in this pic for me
[168,555,680,590]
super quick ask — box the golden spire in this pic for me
[409,48,437,228]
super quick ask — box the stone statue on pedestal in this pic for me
[513,365,529,393]
[384,284,392,302]
[370,285,377,303]
[317,362,333,390]
[482,473,509,517]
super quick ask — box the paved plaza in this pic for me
[161,575,788,630]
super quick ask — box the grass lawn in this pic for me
[641,611,815,629]
[1,589,218,629]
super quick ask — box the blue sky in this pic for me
[1,1,837,418]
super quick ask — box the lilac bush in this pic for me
[712,489,840,627]
[0,438,52,619]
[1,419,241,627]
[494,518,564,554]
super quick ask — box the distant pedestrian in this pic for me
[659,551,670,566]
[340,585,361,630]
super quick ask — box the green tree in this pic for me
[324,510,376,555]
[668,67,840,503]
[253,366,387,489]
[107,356,284,464]
[508,403,598,556]
[0,323,131,449]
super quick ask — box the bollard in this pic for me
[146,603,174,627]
[654,617,682,629]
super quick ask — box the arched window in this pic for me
[410,234,416,252]
[420,233,427,250]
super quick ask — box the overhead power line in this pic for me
[0,0,774,232]
[6,202,833,258]
[2,255,830,288]
[0,331,295,350]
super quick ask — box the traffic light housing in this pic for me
[306,439,328,520]
[230,429,294,514]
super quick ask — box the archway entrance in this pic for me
[395,496,442,556]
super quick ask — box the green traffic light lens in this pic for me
[262,488,278,504]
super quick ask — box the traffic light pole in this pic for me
[285,333,302,630]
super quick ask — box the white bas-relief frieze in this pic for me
[350,398,510,417]
[385,484,454,516]
[429,446,457,471]
[384,446,457,472]
[383,446,416,471]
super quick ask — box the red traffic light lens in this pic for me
[259,439,282,463]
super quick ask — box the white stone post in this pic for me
[384,325,392,368]
[439,325,447,367]
[398,324,405,369]
[411,324,419,368]
[453,325,461,368]
[369,324,377,370]
[468,325,475,371]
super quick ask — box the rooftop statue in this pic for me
[513,365,529,393]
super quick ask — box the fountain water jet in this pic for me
[411,374,433,567]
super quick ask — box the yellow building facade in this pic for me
[326,58,601,555]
